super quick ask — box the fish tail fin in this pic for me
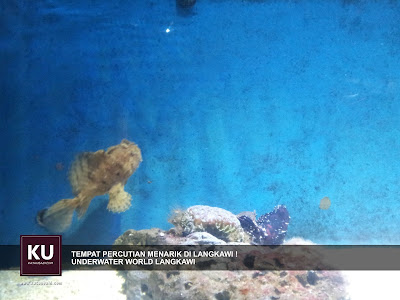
[75,195,92,219]
[36,198,79,233]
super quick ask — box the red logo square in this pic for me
[20,235,62,276]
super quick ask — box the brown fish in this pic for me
[37,139,142,233]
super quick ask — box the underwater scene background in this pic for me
[1,0,400,245]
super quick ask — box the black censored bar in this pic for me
[4,245,400,271]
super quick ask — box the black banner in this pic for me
[4,245,400,271]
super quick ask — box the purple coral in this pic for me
[238,205,290,245]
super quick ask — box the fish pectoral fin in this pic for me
[37,198,78,233]
[107,183,132,213]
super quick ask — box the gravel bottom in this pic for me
[0,270,126,300]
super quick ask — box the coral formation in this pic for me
[169,205,247,243]
[114,228,228,246]
[36,139,142,233]
[238,205,290,245]
[114,228,166,246]
[180,232,226,245]
[115,209,347,299]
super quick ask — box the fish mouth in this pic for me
[36,208,48,227]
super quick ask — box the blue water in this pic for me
[1,0,400,245]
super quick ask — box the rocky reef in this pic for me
[115,205,348,299]
[122,268,346,300]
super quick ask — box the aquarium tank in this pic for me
[1,0,400,299]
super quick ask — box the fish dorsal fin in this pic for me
[69,150,106,195]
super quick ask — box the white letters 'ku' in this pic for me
[28,245,54,260]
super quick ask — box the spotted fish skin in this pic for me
[238,205,290,245]
[36,139,142,233]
